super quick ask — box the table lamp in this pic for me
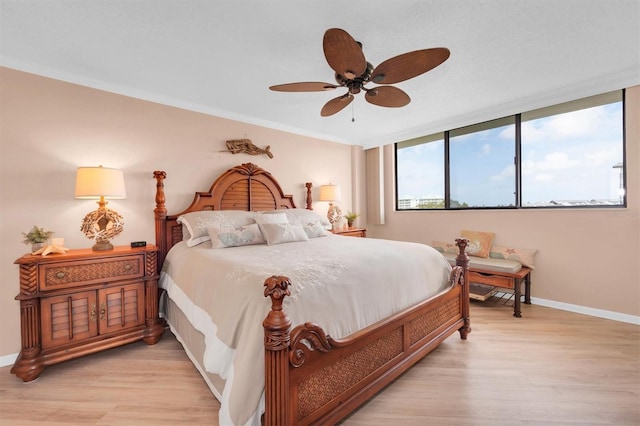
[75,166,126,251]
[319,184,342,227]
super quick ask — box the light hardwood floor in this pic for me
[1,301,638,426]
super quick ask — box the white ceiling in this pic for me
[1,1,639,149]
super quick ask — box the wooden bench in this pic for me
[467,266,532,317]
[441,252,533,317]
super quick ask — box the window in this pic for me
[521,91,624,207]
[449,117,516,207]
[396,134,445,209]
[395,90,625,210]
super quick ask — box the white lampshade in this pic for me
[75,166,126,199]
[319,184,341,202]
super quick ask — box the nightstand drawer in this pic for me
[40,255,144,291]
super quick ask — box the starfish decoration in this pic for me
[32,243,70,256]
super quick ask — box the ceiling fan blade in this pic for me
[370,48,450,84]
[365,86,410,108]
[323,28,366,80]
[269,82,339,92]
[321,93,354,116]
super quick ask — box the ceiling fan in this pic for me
[269,28,450,117]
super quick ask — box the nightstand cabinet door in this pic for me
[41,290,98,349]
[99,281,145,334]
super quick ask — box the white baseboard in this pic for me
[1,298,637,368]
[531,297,640,325]
[0,352,18,368]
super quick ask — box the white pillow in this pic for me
[177,210,256,247]
[207,223,265,248]
[254,212,289,225]
[260,222,309,246]
[301,221,331,238]
[260,209,331,229]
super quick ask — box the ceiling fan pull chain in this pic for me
[351,103,355,122]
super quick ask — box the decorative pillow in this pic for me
[261,209,331,230]
[430,240,458,254]
[260,222,309,246]
[177,210,257,247]
[207,223,265,248]
[460,230,495,258]
[490,246,538,269]
[302,221,331,238]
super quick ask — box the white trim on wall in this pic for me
[0,353,18,369]
[531,297,640,325]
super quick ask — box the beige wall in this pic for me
[369,85,640,319]
[0,67,358,358]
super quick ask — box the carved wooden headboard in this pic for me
[153,163,312,267]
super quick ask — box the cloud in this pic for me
[523,151,580,175]
[490,164,514,181]
[584,149,619,166]
[534,173,554,182]
[522,103,622,144]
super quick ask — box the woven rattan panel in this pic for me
[42,257,142,290]
[297,327,403,418]
[170,224,183,248]
[409,298,460,346]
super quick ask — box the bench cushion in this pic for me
[490,245,538,269]
[442,252,522,274]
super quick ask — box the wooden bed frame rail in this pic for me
[153,163,471,426]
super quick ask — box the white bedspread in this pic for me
[159,235,452,425]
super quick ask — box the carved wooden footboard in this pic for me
[263,240,470,425]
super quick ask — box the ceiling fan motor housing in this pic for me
[335,61,374,94]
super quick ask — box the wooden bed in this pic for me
[153,162,471,425]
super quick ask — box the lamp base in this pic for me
[92,240,114,251]
[327,203,342,227]
[80,206,124,251]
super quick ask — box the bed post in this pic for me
[305,182,312,210]
[263,275,293,426]
[153,171,168,272]
[455,238,471,339]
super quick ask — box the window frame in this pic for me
[394,90,627,211]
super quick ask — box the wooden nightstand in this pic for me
[11,245,164,382]
[331,227,367,238]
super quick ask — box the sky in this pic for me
[397,101,623,207]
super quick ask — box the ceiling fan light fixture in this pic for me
[344,70,356,79]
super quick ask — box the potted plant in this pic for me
[22,225,54,252]
[344,211,359,228]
